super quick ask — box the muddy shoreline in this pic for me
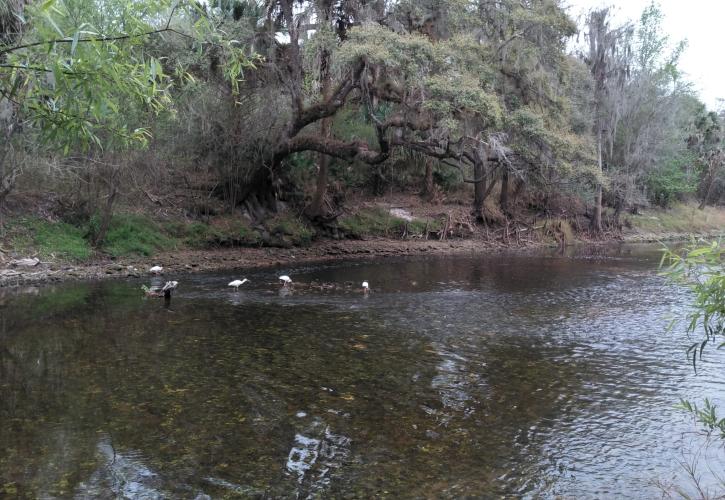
[0,238,542,288]
[0,230,717,289]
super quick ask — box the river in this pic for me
[1,245,724,498]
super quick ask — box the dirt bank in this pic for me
[1,220,721,289]
[0,237,532,288]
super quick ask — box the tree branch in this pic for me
[290,63,364,135]
[0,27,194,57]
[277,134,389,165]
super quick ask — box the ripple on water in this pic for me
[3,249,725,498]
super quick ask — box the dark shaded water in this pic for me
[2,245,725,498]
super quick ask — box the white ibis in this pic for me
[279,275,292,287]
[228,278,249,289]
[362,281,370,293]
[149,265,163,274]
[142,280,178,298]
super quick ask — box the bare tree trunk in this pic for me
[306,5,333,219]
[308,117,332,218]
[698,160,720,210]
[512,177,525,204]
[591,130,603,232]
[473,155,488,222]
[0,165,19,207]
[499,169,509,214]
[92,167,119,247]
[421,157,434,198]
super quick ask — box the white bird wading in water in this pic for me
[279,275,292,287]
[149,265,163,275]
[362,281,370,294]
[228,278,249,290]
[142,280,178,298]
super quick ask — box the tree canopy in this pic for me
[0,0,716,239]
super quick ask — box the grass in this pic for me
[338,208,406,238]
[3,211,276,262]
[8,217,91,261]
[338,207,441,238]
[406,218,443,236]
[165,216,265,248]
[101,214,173,257]
[266,214,314,246]
[629,203,725,235]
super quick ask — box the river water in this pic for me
[1,245,724,498]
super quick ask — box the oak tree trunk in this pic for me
[698,159,720,210]
[308,116,332,218]
[306,6,334,219]
[591,130,603,232]
[473,156,488,222]
[499,169,509,213]
[421,157,434,198]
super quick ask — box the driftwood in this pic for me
[9,257,40,267]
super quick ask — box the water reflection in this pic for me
[1,246,724,497]
[285,417,351,497]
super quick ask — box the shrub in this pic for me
[266,214,314,246]
[646,153,697,207]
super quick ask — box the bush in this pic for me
[266,214,314,246]
[433,164,463,192]
[647,153,697,207]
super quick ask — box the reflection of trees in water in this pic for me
[0,291,432,497]
[285,417,351,498]
[0,277,591,497]
[396,333,586,497]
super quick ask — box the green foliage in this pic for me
[338,208,442,238]
[676,398,725,439]
[338,25,502,134]
[2,0,178,152]
[10,217,91,261]
[266,214,314,246]
[663,242,725,436]
[167,218,261,248]
[646,153,697,207]
[407,218,442,236]
[338,208,405,238]
[433,165,462,192]
[663,242,725,358]
[100,214,172,257]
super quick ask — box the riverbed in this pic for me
[1,245,724,497]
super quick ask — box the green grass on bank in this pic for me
[7,218,91,261]
[5,202,721,264]
[101,214,174,257]
[1,211,318,262]
[338,207,441,238]
[338,208,406,237]
[628,203,725,235]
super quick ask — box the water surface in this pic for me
[2,245,724,498]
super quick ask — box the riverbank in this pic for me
[0,229,718,289]
[1,200,723,288]
[0,238,517,288]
